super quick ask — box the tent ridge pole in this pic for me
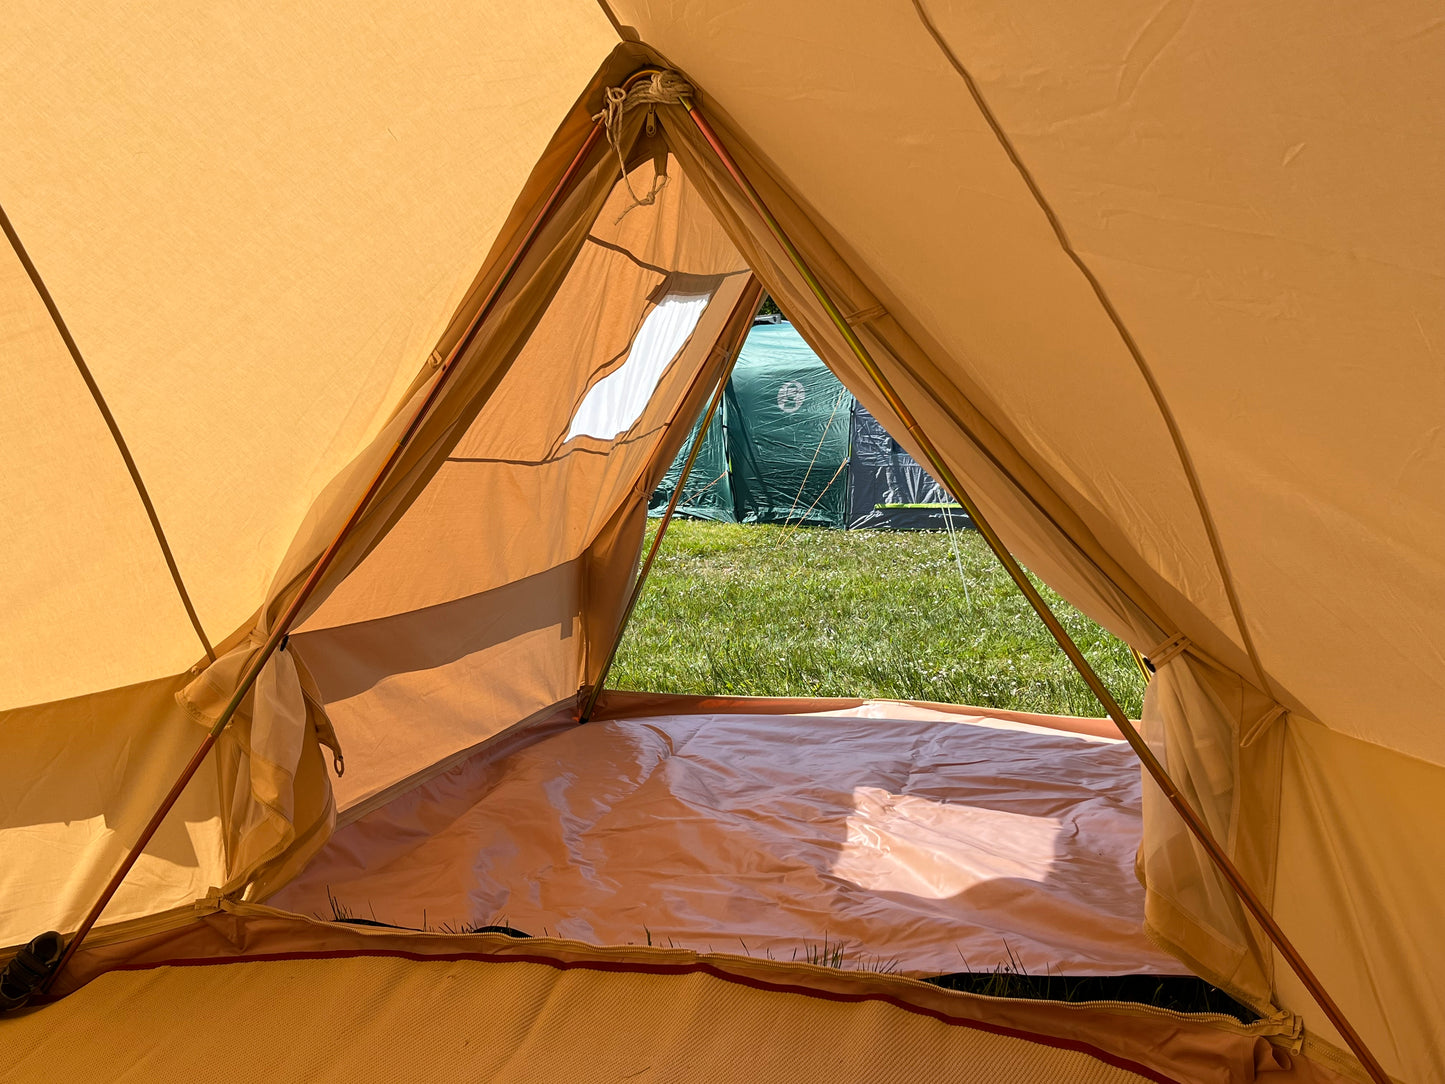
[37,113,611,996]
[579,278,761,724]
[676,95,1391,1084]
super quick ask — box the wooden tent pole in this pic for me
[40,113,612,994]
[579,280,760,724]
[677,94,1391,1084]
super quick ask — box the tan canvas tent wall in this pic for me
[1,3,1442,1082]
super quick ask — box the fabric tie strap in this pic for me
[1241,703,1288,747]
[845,304,888,326]
[1144,631,1191,670]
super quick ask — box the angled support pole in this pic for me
[579,278,761,724]
[676,92,1391,1084]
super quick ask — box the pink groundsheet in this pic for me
[272,703,1182,976]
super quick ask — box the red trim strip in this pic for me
[108,947,1178,1083]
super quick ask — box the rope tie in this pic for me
[594,71,694,222]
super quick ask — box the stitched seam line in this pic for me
[1,200,215,663]
[908,0,1274,699]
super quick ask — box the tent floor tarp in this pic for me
[26,904,1334,1084]
[268,696,1180,978]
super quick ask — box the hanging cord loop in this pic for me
[594,71,694,222]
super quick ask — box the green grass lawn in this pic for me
[610,519,1145,719]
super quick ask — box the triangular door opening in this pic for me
[263,131,1234,1020]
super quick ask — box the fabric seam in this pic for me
[906,0,1275,702]
[0,201,216,664]
[103,947,1181,1083]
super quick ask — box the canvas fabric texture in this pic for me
[0,9,622,948]
[613,22,1440,1072]
[2,5,1442,1081]
[290,151,757,812]
[0,2,619,709]
[40,903,1339,1084]
[10,955,1166,1084]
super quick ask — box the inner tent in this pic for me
[251,99,1175,986]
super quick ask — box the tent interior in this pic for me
[272,698,1178,981]
[2,5,1442,1084]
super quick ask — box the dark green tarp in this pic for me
[646,403,735,522]
[725,324,851,528]
[650,321,968,531]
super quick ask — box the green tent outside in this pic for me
[652,322,851,527]
[646,404,734,522]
